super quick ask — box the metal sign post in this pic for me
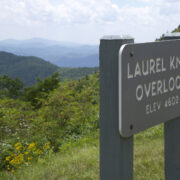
[100,36,134,180]
[100,34,180,180]
[164,35,180,180]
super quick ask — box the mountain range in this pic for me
[0,51,58,86]
[0,51,98,86]
[0,38,99,67]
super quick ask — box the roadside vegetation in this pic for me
[0,125,164,180]
[0,72,99,178]
[0,71,164,179]
[3,23,180,179]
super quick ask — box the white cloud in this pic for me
[0,0,179,26]
[0,0,179,43]
[0,0,120,25]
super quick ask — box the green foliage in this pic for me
[172,25,180,32]
[0,129,164,180]
[0,71,99,172]
[157,24,180,41]
[156,34,165,41]
[0,70,165,179]
[0,134,99,180]
[35,72,99,150]
[135,124,163,140]
[23,72,60,108]
[0,75,24,99]
[58,67,99,81]
[2,141,52,172]
[0,51,59,86]
[0,51,98,87]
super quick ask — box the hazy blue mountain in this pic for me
[0,38,81,47]
[0,38,99,67]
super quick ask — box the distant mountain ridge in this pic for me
[0,51,99,86]
[0,51,59,86]
[0,38,99,67]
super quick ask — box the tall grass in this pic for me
[0,125,164,180]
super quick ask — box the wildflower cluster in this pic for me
[3,141,51,172]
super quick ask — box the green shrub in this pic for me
[0,72,99,171]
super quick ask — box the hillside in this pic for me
[0,51,59,86]
[58,67,98,81]
[0,38,99,67]
[0,51,99,86]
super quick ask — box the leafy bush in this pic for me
[23,72,60,109]
[0,75,23,99]
[0,72,99,171]
[2,141,51,173]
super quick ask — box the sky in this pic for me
[0,0,180,45]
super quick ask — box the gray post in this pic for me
[164,34,180,180]
[100,36,134,180]
[165,117,180,180]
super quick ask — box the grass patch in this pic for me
[0,125,164,180]
[134,137,164,180]
[0,135,99,180]
[134,124,164,180]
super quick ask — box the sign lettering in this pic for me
[119,40,180,137]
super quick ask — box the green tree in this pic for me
[172,25,180,32]
[156,25,180,41]
[0,75,24,99]
[23,72,60,108]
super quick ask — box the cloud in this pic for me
[0,0,179,43]
[159,2,180,16]
[0,0,120,25]
[0,0,179,27]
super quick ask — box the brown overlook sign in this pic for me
[119,39,180,137]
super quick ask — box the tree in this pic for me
[0,75,24,99]
[23,72,60,108]
[156,25,180,41]
[172,25,180,33]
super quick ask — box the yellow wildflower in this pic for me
[10,159,15,165]
[36,149,42,154]
[5,156,11,161]
[14,142,21,148]
[15,145,22,151]
[25,151,29,155]
[7,165,10,170]
[11,170,15,173]
[10,154,24,165]
[44,142,50,150]
[27,156,32,161]
[27,142,36,150]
